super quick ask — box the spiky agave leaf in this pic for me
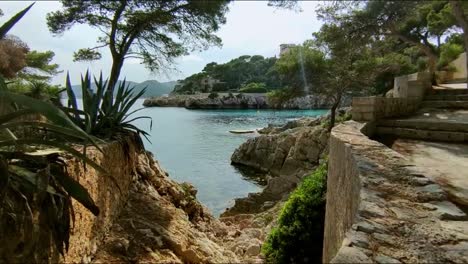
[0,3,35,39]
[50,164,99,216]
[0,91,103,152]
[0,139,106,174]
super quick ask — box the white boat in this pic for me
[229,129,256,134]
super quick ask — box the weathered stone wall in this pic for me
[393,72,430,99]
[322,122,367,263]
[352,72,430,122]
[352,96,421,121]
[449,52,467,82]
[323,121,468,263]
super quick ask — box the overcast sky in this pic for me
[1,1,322,85]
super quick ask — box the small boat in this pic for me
[229,129,256,134]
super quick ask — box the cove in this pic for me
[132,99,327,216]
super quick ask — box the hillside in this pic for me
[71,80,177,98]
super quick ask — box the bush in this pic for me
[208,92,219,99]
[262,160,328,264]
[239,82,268,93]
[437,43,464,71]
[266,87,303,107]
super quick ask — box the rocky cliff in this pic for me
[143,93,349,109]
[1,135,275,263]
[92,151,273,263]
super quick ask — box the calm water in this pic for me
[128,99,327,216]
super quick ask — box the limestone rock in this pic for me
[92,153,241,263]
[331,246,372,263]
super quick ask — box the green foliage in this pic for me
[275,43,328,94]
[208,92,219,99]
[266,87,303,106]
[5,47,63,103]
[0,70,105,256]
[7,81,63,105]
[64,71,151,140]
[262,161,328,264]
[47,1,230,89]
[173,55,281,94]
[438,43,464,70]
[0,4,122,259]
[73,48,102,62]
[239,82,268,93]
[20,50,61,82]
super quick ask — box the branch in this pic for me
[109,0,127,58]
[88,43,108,51]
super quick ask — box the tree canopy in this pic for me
[173,55,281,94]
[47,0,230,90]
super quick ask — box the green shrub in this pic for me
[262,160,328,264]
[437,43,464,71]
[266,87,303,106]
[239,82,268,93]
[208,92,219,99]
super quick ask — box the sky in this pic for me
[0,1,323,85]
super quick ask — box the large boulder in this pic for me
[231,119,329,178]
[224,116,330,216]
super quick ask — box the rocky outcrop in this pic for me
[185,94,267,109]
[224,115,332,216]
[143,93,267,109]
[93,151,276,263]
[231,118,329,178]
[272,94,351,109]
[93,152,241,263]
[224,109,351,216]
[0,135,142,264]
[142,94,203,107]
[1,133,273,263]
[143,93,351,109]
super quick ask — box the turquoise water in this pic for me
[129,99,327,216]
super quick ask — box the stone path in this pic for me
[438,83,468,89]
[391,139,468,207]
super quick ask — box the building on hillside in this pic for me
[279,43,297,57]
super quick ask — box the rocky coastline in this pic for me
[86,110,349,263]
[92,150,277,263]
[222,109,349,216]
[143,93,350,109]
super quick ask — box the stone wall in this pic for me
[352,72,430,122]
[352,96,421,122]
[323,121,468,263]
[449,52,467,82]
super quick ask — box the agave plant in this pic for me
[0,4,106,259]
[0,73,107,257]
[64,71,151,140]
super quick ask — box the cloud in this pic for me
[181,54,204,62]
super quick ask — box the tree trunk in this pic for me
[108,55,124,92]
[328,92,342,132]
[450,0,468,88]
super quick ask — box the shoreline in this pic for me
[143,93,347,110]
